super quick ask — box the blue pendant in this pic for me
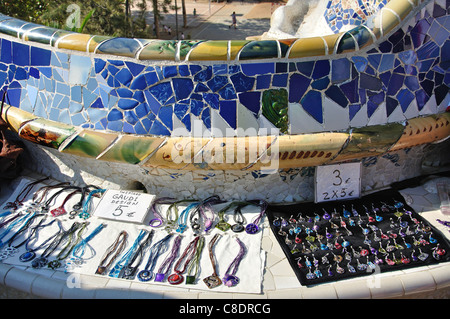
[137,270,153,282]
[343,209,351,218]
[245,223,259,234]
[19,251,36,262]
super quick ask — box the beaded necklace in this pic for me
[168,235,201,285]
[95,230,128,275]
[155,235,182,282]
[137,233,173,282]
[203,233,222,289]
[222,237,247,287]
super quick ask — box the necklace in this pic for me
[3,177,49,211]
[79,188,106,219]
[148,197,175,228]
[137,233,173,282]
[222,237,247,287]
[65,223,106,273]
[231,204,248,233]
[0,212,36,248]
[203,233,222,289]
[95,230,128,275]
[32,221,83,269]
[0,213,45,259]
[121,230,154,279]
[215,201,248,232]
[109,229,148,278]
[190,195,223,235]
[245,200,268,234]
[185,235,205,284]
[168,236,201,285]
[176,202,200,233]
[155,235,182,282]
[47,222,88,269]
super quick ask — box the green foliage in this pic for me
[0,0,49,23]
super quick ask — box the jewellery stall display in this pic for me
[0,176,266,294]
[266,189,450,286]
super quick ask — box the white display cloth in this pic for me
[0,177,265,294]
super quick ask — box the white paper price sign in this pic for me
[93,190,155,223]
[315,163,361,203]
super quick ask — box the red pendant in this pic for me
[168,273,184,285]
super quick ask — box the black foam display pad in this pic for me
[266,189,450,286]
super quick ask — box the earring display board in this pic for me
[267,189,450,286]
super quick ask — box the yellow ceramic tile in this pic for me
[380,8,401,36]
[288,37,327,58]
[276,133,349,168]
[321,33,343,55]
[2,105,37,133]
[56,33,92,52]
[97,135,166,165]
[390,114,450,151]
[60,129,117,159]
[229,40,250,60]
[188,41,228,61]
[384,0,414,20]
[18,118,76,149]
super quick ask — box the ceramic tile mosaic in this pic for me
[0,0,448,144]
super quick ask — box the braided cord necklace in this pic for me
[47,222,88,269]
[95,230,128,275]
[108,229,148,278]
[168,235,201,285]
[137,233,173,282]
[121,230,154,280]
[148,197,175,228]
[203,233,222,289]
[222,237,247,287]
[245,199,268,234]
[155,235,182,282]
[185,235,205,285]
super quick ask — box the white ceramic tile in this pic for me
[237,102,259,136]
[399,270,436,295]
[323,97,349,131]
[350,104,368,127]
[334,279,372,299]
[369,275,405,299]
[31,275,65,298]
[437,92,450,113]
[403,98,419,119]
[419,95,437,116]
[288,102,323,134]
[4,267,39,294]
[428,265,450,289]
[367,102,388,126]
[210,108,235,137]
[387,103,407,123]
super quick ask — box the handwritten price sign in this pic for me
[315,163,361,203]
[93,190,155,223]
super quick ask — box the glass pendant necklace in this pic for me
[137,233,173,282]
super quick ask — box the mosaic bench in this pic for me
[0,0,449,203]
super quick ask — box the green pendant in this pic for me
[185,275,196,284]
[215,222,231,232]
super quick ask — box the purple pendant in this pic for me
[222,274,240,287]
[245,223,259,234]
[155,273,166,282]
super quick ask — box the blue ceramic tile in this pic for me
[312,60,330,80]
[207,75,228,92]
[148,82,173,104]
[125,61,145,76]
[118,98,139,110]
[12,42,29,66]
[163,65,177,78]
[301,90,323,123]
[238,91,261,115]
[397,89,415,112]
[116,68,133,86]
[311,77,330,90]
[325,85,348,108]
[368,54,381,70]
[108,109,124,121]
[349,104,361,120]
[387,73,405,96]
[228,65,240,74]
[201,107,210,129]
[71,86,82,103]
[150,119,170,136]
[256,75,271,89]
[420,79,434,97]
[158,106,173,130]
[30,46,51,66]
[276,63,288,73]
[203,93,219,109]
[417,40,440,61]
[339,79,358,103]
[241,63,274,76]
[332,58,350,83]
[359,73,382,91]
[272,73,288,87]
[219,100,236,129]
[172,78,194,101]
[194,83,209,92]
[194,66,212,82]
[135,101,151,118]
[6,88,21,107]
[91,97,104,109]
[378,54,395,73]
[296,61,314,77]
[191,99,204,116]
[367,100,379,118]
[415,89,429,110]
[289,73,310,103]
[96,38,141,57]
[29,67,40,79]
[115,88,133,98]
[130,74,148,90]
[213,64,227,75]
[179,65,190,76]
[239,41,278,60]
[230,72,255,92]
[1,39,12,64]
[174,102,189,120]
